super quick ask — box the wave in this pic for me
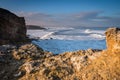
[84,29,91,33]
[89,34,105,39]
[84,29,104,34]
[27,27,106,40]
[40,32,55,39]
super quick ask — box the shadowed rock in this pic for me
[0,8,27,44]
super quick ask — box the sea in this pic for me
[27,27,109,54]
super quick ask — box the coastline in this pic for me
[0,8,120,80]
[0,28,120,80]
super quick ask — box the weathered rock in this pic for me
[105,27,120,52]
[0,27,120,80]
[0,8,27,44]
[12,43,53,60]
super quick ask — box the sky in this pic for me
[0,0,120,27]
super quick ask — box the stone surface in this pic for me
[105,27,120,52]
[0,8,27,44]
[12,43,53,60]
[0,27,120,80]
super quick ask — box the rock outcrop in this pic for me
[0,17,120,80]
[105,27,120,52]
[0,43,101,80]
[0,8,27,44]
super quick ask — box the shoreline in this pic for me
[0,28,120,80]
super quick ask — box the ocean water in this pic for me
[27,27,107,54]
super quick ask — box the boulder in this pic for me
[105,27,120,52]
[0,8,27,44]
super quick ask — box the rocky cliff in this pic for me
[0,8,27,44]
[0,27,119,80]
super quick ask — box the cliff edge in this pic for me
[0,8,27,44]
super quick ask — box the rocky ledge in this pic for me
[0,27,120,80]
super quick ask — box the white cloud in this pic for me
[17,11,120,27]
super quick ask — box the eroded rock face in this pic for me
[0,8,27,44]
[105,27,120,52]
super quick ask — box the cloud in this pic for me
[71,11,100,20]
[17,11,120,27]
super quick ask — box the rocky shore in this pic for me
[0,8,120,80]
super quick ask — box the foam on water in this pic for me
[89,34,105,39]
[84,29,91,33]
[40,32,55,39]
[27,27,107,54]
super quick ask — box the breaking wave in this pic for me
[84,29,91,33]
[27,27,106,40]
[40,32,55,39]
[89,34,105,39]
[27,27,106,54]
